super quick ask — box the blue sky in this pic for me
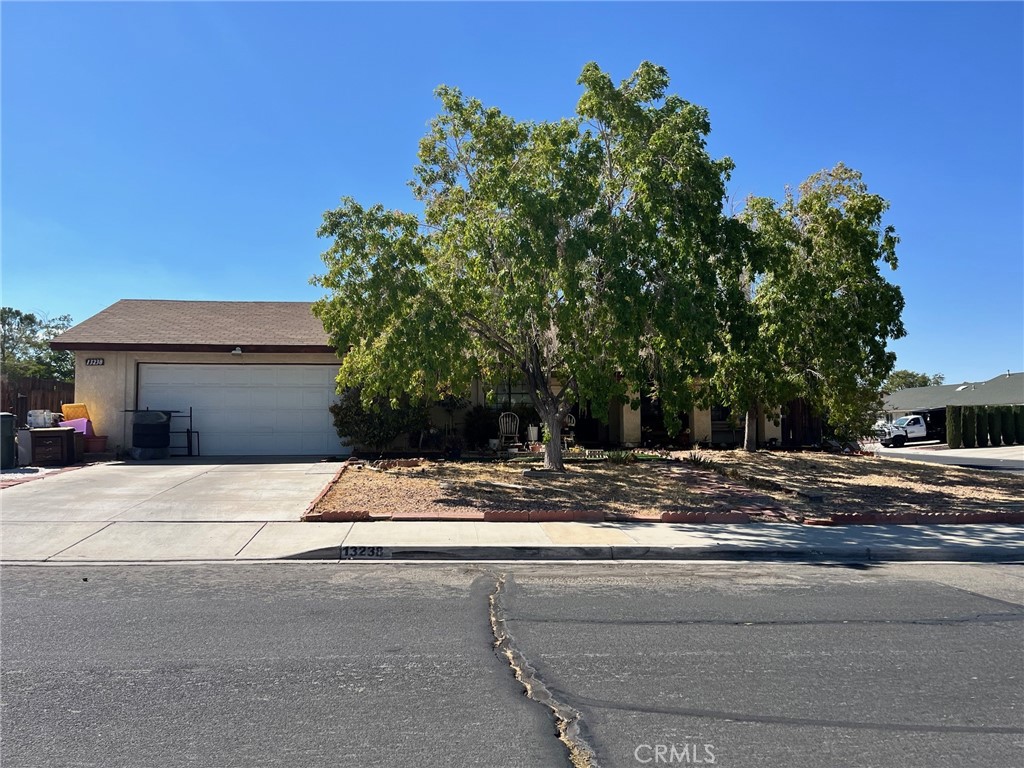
[3,1,1022,384]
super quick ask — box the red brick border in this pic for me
[302,459,350,520]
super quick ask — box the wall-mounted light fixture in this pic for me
[231,347,243,356]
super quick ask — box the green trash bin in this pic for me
[0,412,15,470]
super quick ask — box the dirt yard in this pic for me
[309,450,1024,521]
[707,450,1024,517]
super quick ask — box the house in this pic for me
[883,372,1024,417]
[50,300,348,456]
[51,299,784,456]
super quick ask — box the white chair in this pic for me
[562,413,576,450]
[498,412,520,450]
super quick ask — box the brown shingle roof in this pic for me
[50,300,333,353]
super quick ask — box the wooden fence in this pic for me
[0,375,76,419]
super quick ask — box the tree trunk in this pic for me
[743,406,758,452]
[543,415,565,471]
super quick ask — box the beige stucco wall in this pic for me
[618,399,641,446]
[691,408,713,444]
[73,351,782,455]
[761,409,782,444]
[72,350,341,453]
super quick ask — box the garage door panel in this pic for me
[300,410,333,430]
[302,389,331,408]
[274,387,305,406]
[199,409,242,431]
[138,364,344,456]
[140,387,190,410]
[298,366,331,385]
[248,367,279,386]
[250,389,278,409]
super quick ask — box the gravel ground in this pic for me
[310,449,1024,520]
[311,459,741,518]
[704,449,1024,516]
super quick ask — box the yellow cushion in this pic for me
[61,403,91,421]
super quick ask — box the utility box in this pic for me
[1,412,15,469]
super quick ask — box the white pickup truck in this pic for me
[877,414,945,447]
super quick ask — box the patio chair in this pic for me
[498,412,520,450]
[562,413,576,450]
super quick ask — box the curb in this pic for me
[277,544,1024,563]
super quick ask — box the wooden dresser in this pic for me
[29,427,77,466]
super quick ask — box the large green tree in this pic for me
[882,369,945,393]
[0,307,75,382]
[712,164,906,448]
[313,62,734,470]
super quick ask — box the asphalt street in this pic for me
[2,562,1022,767]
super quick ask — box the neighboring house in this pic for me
[51,299,784,456]
[883,372,1024,418]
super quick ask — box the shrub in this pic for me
[946,405,962,449]
[607,450,637,464]
[975,406,989,447]
[1001,405,1016,446]
[329,387,429,454]
[988,407,1002,446]
[961,406,976,448]
[462,405,499,449]
[1016,405,1024,444]
[684,450,716,469]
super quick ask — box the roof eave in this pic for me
[50,341,336,354]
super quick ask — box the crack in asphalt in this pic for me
[489,575,599,768]
[562,692,1024,735]
[507,612,1024,628]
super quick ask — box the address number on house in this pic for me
[340,546,390,559]
[85,358,105,366]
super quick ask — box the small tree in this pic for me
[1,307,75,381]
[882,369,945,393]
[1001,405,1016,446]
[987,407,1002,447]
[946,405,962,449]
[961,406,976,448]
[975,406,989,447]
[329,387,429,456]
[720,164,906,449]
[462,405,499,450]
[1014,405,1024,444]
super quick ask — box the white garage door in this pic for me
[138,364,346,456]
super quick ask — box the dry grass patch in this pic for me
[704,450,1024,517]
[310,460,741,519]
[309,451,1024,521]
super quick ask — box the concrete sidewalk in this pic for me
[2,519,1022,563]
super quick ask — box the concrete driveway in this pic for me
[0,457,342,523]
[873,442,1024,471]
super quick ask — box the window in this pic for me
[491,378,533,408]
[710,405,732,422]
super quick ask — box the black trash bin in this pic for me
[131,410,172,460]
[1,412,15,469]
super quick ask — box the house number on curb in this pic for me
[85,358,105,366]
[340,546,390,559]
